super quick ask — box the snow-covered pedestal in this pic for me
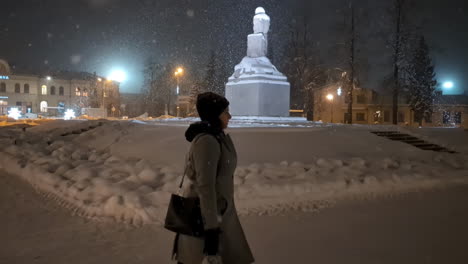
[226,7,290,117]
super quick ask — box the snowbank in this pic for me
[1,120,467,226]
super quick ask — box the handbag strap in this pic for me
[178,133,222,191]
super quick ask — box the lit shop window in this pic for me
[40,101,48,112]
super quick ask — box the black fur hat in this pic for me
[196,92,230,123]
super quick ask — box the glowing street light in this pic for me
[108,69,127,82]
[64,109,76,120]
[443,81,454,89]
[8,107,21,120]
[174,67,184,117]
[337,87,342,96]
[326,93,334,123]
[46,76,52,81]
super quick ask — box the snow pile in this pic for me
[1,120,467,226]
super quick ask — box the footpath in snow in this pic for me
[0,119,467,226]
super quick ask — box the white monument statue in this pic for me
[225,7,290,117]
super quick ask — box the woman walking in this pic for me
[174,92,254,264]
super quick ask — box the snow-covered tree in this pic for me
[407,36,437,126]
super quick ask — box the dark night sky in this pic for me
[0,0,467,94]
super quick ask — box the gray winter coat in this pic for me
[176,132,254,264]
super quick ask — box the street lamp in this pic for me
[174,67,184,95]
[174,67,184,117]
[326,93,334,123]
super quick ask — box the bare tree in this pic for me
[282,16,328,121]
[345,2,356,124]
[391,0,405,124]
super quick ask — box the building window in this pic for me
[454,112,462,124]
[356,113,365,121]
[0,82,5,92]
[398,112,405,123]
[83,88,88,97]
[357,94,366,104]
[384,110,390,122]
[371,91,378,104]
[443,111,451,124]
[59,86,64,96]
[75,87,81,96]
[16,101,22,106]
[24,84,29,93]
[40,101,48,112]
[26,102,32,113]
[15,83,20,93]
[356,113,366,121]
[50,86,56,95]
[41,85,47,95]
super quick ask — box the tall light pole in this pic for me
[326,93,334,123]
[174,67,184,117]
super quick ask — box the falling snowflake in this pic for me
[186,9,195,18]
[71,55,81,64]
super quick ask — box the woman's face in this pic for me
[219,108,232,129]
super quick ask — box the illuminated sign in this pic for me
[0,76,9,80]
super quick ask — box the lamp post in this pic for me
[174,67,183,117]
[326,93,334,123]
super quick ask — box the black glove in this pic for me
[203,228,221,255]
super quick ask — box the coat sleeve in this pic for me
[192,134,221,230]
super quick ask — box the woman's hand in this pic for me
[204,228,221,255]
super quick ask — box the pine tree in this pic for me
[407,36,437,126]
[202,49,228,95]
[188,81,205,116]
[203,50,217,93]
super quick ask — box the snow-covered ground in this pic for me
[0,119,467,226]
[2,171,468,264]
[1,118,468,263]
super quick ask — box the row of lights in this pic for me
[7,107,76,120]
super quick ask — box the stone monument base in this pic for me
[226,74,290,117]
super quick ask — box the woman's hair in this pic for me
[196,92,229,130]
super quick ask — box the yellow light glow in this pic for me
[177,67,183,73]
[326,94,334,101]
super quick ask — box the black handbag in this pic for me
[164,193,204,237]
[164,164,205,237]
